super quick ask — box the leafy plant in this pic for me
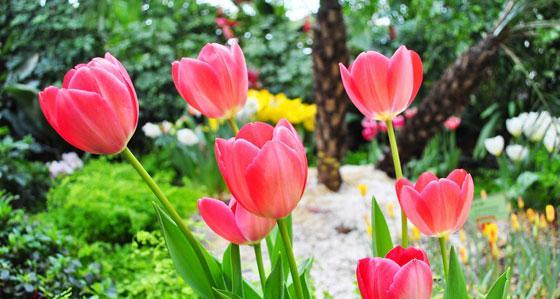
[44,158,204,243]
[0,127,50,211]
[0,192,102,298]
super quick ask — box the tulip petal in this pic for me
[340,63,374,119]
[395,178,414,198]
[386,246,430,267]
[62,69,76,89]
[198,198,247,245]
[398,186,434,235]
[38,86,61,132]
[455,174,474,231]
[414,172,438,192]
[234,200,276,242]
[215,138,260,214]
[446,169,468,187]
[231,42,248,108]
[352,52,391,116]
[273,120,308,183]
[420,179,462,234]
[388,46,414,114]
[357,257,400,299]
[237,122,274,148]
[55,89,128,154]
[407,50,423,106]
[245,140,306,218]
[386,260,432,299]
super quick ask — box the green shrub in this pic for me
[45,158,204,243]
[0,191,102,298]
[0,127,50,211]
[82,231,195,299]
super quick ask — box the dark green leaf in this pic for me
[444,246,469,299]
[264,253,284,299]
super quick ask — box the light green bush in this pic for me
[44,158,204,243]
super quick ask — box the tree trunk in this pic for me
[313,0,350,191]
[377,31,510,176]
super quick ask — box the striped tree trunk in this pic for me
[312,0,350,191]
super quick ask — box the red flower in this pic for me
[172,42,248,119]
[340,46,423,121]
[215,120,308,219]
[357,246,432,299]
[396,169,474,237]
[198,197,275,245]
[38,53,138,154]
[444,116,461,131]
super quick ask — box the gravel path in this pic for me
[198,165,402,298]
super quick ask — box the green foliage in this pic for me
[371,197,393,257]
[0,192,102,298]
[44,158,203,243]
[405,130,460,179]
[0,127,50,211]
[86,231,196,299]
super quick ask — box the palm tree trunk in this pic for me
[313,0,350,191]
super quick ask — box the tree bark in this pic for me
[377,31,510,176]
[312,0,350,191]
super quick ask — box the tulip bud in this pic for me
[484,136,505,157]
[546,205,555,223]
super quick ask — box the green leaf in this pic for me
[485,268,511,299]
[213,288,244,299]
[264,253,285,299]
[222,244,233,289]
[371,197,393,257]
[154,204,224,298]
[266,218,292,281]
[444,246,469,299]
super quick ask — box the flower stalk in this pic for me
[253,243,267,291]
[230,244,243,296]
[277,217,304,299]
[386,120,408,247]
[438,236,449,279]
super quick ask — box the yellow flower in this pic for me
[364,215,372,236]
[459,247,469,264]
[358,183,367,198]
[251,88,316,131]
[480,189,488,200]
[459,229,467,242]
[386,202,395,219]
[482,222,498,244]
[526,208,536,222]
[517,197,525,209]
[510,213,520,231]
[546,205,555,223]
[207,118,220,132]
[410,226,421,242]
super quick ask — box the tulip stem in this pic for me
[277,217,305,299]
[438,236,449,279]
[121,147,218,295]
[231,244,243,296]
[386,120,408,248]
[253,243,267,291]
[227,117,239,135]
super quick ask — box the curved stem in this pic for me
[438,236,449,279]
[121,147,218,294]
[227,117,239,135]
[277,217,304,299]
[253,243,267,291]
[231,244,243,296]
[386,120,408,247]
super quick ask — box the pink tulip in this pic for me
[38,53,138,154]
[357,246,432,299]
[362,126,378,141]
[392,115,405,129]
[396,169,474,237]
[339,46,423,121]
[444,116,461,131]
[361,117,377,129]
[172,42,248,119]
[215,119,308,219]
[404,107,418,119]
[378,121,388,133]
[198,197,276,245]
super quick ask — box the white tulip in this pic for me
[484,135,505,156]
[61,152,83,170]
[543,121,560,153]
[506,116,524,137]
[161,121,173,134]
[506,144,528,161]
[142,122,162,138]
[523,111,552,142]
[177,128,199,146]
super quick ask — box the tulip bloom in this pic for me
[198,197,275,245]
[38,53,138,154]
[339,46,423,121]
[357,246,432,299]
[172,42,248,119]
[215,119,308,219]
[396,169,474,237]
[444,116,461,131]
